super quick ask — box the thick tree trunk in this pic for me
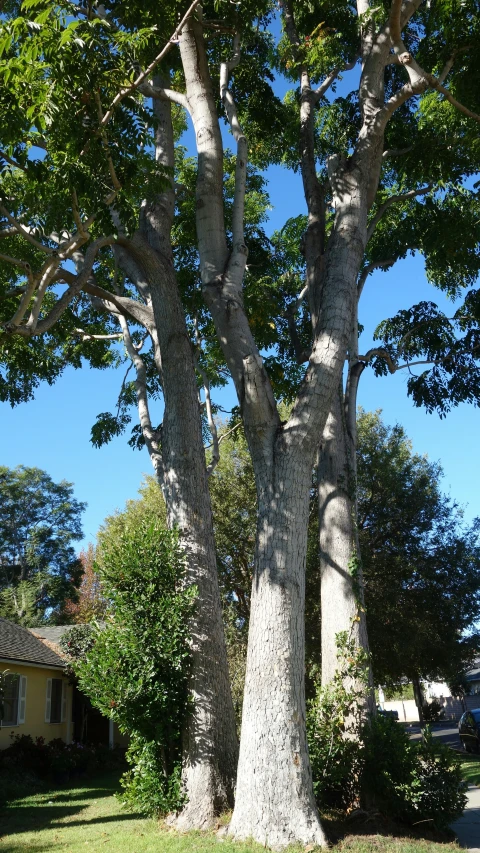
[178,13,377,846]
[228,457,327,849]
[318,386,371,693]
[121,90,238,828]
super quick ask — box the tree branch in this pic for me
[0,205,56,254]
[137,82,190,111]
[312,57,359,104]
[382,146,413,159]
[100,0,201,130]
[0,149,28,173]
[357,259,397,298]
[117,314,164,484]
[367,184,433,241]
[73,328,123,341]
[220,32,247,269]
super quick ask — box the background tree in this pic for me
[357,410,480,720]
[63,544,107,624]
[0,465,85,624]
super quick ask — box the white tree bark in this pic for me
[318,380,371,698]
[117,89,238,827]
[177,12,376,846]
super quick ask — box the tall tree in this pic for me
[0,4,238,826]
[0,465,85,624]
[1,0,480,844]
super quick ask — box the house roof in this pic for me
[0,618,65,669]
[29,626,72,646]
[466,659,480,683]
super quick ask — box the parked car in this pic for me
[376,705,399,721]
[459,709,480,753]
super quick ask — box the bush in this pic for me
[422,698,445,723]
[362,717,467,830]
[307,633,368,809]
[307,635,467,829]
[0,733,125,803]
[68,522,195,817]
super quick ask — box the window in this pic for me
[1,673,26,726]
[45,678,66,724]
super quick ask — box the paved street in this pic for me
[406,721,464,751]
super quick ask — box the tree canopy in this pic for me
[0,464,85,624]
[357,409,480,689]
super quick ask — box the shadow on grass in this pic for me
[322,810,458,848]
[0,773,125,838]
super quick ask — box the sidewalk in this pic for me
[452,784,480,851]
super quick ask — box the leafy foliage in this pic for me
[357,410,480,689]
[63,545,107,624]
[307,633,467,829]
[307,631,369,809]
[362,720,467,830]
[0,466,85,624]
[69,520,195,816]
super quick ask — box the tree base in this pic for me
[228,806,328,850]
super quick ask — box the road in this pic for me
[406,721,464,750]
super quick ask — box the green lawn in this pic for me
[460,754,480,786]
[0,773,463,853]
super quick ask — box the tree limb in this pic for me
[117,313,164,484]
[367,184,433,241]
[0,204,56,254]
[312,57,359,104]
[100,0,201,129]
[137,82,190,112]
[73,328,123,341]
[0,149,28,173]
[220,32,248,265]
[357,259,397,298]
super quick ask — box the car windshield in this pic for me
[472,710,480,722]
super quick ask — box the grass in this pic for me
[0,773,463,853]
[460,753,480,786]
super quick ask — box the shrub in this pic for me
[68,521,195,817]
[307,635,467,829]
[307,632,368,809]
[422,698,445,723]
[362,717,467,830]
[0,733,125,803]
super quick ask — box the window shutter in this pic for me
[18,676,27,724]
[61,680,67,723]
[45,678,52,723]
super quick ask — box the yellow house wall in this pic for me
[0,661,71,749]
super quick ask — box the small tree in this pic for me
[69,520,195,816]
[63,544,107,624]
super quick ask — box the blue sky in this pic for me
[1,28,478,547]
[2,164,478,547]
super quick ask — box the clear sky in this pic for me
[1,29,478,548]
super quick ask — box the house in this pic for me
[465,658,480,695]
[0,618,126,749]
